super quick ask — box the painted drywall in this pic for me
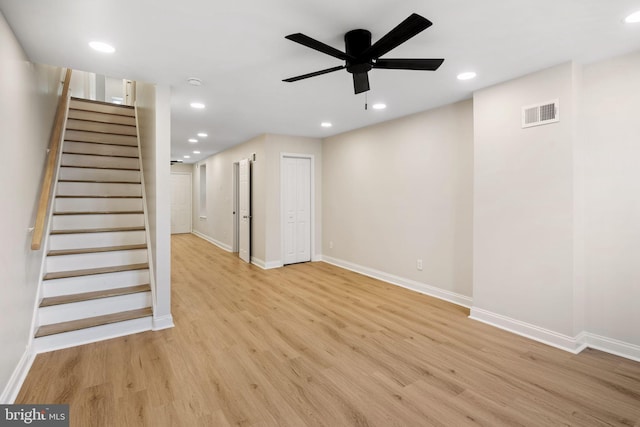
[264,134,322,266]
[322,100,474,300]
[472,62,577,337]
[582,51,640,347]
[0,11,62,402]
[136,81,173,329]
[192,135,267,262]
[170,163,193,174]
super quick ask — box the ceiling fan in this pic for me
[283,13,444,94]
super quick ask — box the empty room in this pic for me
[1,1,639,426]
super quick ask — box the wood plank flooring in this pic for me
[17,233,640,426]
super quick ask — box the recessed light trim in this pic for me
[190,102,205,109]
[457,72,477,81]
[625,10,640,23]
[89,41,115,53]
[188,138,198,143]
[187,77,203,86]
[321,122,332,128]
[197,132,208,137]
[193,151,201,154]
[372,103,387,110]
[184,155,191,159]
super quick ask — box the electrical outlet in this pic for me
[417,259,423,271]
[329,241,334,249]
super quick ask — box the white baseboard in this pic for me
[152,314,175,331]
[191,231,232,252]
[0,346,35,404]
[321,255,472,308]
[469,307,587,353]
[585,333,640,362]
[250,257,282,270]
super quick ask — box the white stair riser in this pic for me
[57,182,141,197]
[55,197,143,213]
[66,119,137,136]
[61,153,140,170]
[49,230,146,250]
[42,269,150,297]
[33,316,152,354]
[58,167,140,183]
[38,292,151,325]
[52,213,144,230]
[68,110,136,126]
[46,249,148,273]
[64,130,137,146]
[69,100,135,117]
[63,141,139,158]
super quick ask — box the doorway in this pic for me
[170,172,192,234]
[237,158,251,263]
[281,154,313,265]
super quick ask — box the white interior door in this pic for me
[283,156,311,265]
[170,172,192,234]
[239,158,251,263]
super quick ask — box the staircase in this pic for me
[33,98,153,352]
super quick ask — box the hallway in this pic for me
[16,234,640,426]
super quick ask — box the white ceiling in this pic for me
[1,1,639,163]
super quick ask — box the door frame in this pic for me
[170,171,193,234]
[232,162,240,253]
[280,153,315,265]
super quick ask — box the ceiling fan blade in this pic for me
[373,58,444,70]
[285,33,354,61]
[353,72,370,94]
[361,13,433,60]
[283,65,346,82]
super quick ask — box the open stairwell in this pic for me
[33,97,154,352]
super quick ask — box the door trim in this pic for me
[280,153,315,265]
[232,162,239,253]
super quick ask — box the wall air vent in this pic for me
[522,99,559,128]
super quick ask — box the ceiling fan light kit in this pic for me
[283,13,444,94]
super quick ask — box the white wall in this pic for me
[582,51,640,348]
[472,62,579,340]
[322,100,474,304]
[136,81,173,330]
[0,11,62,402]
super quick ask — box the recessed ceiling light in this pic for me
[625,10,640,23]
[457,72,477,81]
[372,103,387,110]
[187,77,203,86]
[184,155,191,159]
[321,122,332,128]
[89,41,115,53]
[197,132,208,137]
[190,102,205,109]
[188,138,198,143]
[193,151,201,154]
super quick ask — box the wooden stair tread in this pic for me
[66,117,136,128]
[35,307,152,338]
[59,164,140,171]
[48,244,147,256]
[64,128,138,138]
[56,195,142,199]
[70,97,134,109]
[64,139,137,148]
[53,210,143,215]
[58,180,141,184]
[44,263,149,280]
[50,226,145,235]
[62,151,139,159]
[40,284,151,308]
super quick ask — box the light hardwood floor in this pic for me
[17,234,640,426]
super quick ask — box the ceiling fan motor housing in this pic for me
[345,29,373,74]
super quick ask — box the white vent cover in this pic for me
[522,99,559,128]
